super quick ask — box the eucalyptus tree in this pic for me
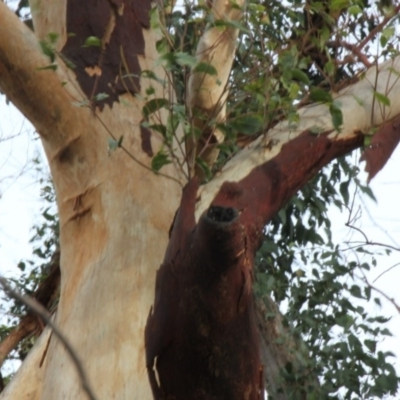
[0,0,399,399]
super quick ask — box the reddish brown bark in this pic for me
[145,130,363,399]
[62,0,151,108]
[361,115,400,182]
[146,179,263,400]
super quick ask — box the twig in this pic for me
[0,277,98,400]
[359,269,400,314]
[338,40,372,68]
[357,4,400,51]
[373,262,400,283]
[344,240,400,253]
[94,113,183,187]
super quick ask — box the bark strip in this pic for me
[146,179,263,400]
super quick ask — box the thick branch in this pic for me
[0,251,60,372]
[186,0,244,176]
[0,1,90,151]
[256,297,319,399]
[196,56,400,219]
[0,315,37,368]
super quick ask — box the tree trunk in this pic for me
[1,1,183,398]
[1,1,400,399]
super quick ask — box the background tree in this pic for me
[0,0,400,399]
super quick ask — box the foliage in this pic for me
[0,163,59,378]
[152,12,400,397]
[255,156,399,398]
[144,0,400,176]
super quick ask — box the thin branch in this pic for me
[345,222,369,243]
[0,277,98,400]
[94,113,184,187]
[373,262,400,284]
[359,269,400,314]
[344,240,400,253]
[357,5,400,51]
[0,315,37,368]
[338,40,372,68]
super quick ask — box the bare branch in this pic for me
[0,277,98,400]
[359,269,400,314]
[373,262,400,284]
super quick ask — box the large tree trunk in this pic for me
[1,1,183,398]
[1,1,400,399]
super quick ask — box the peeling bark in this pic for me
[61,0,152,108]
[146,179,263,400]
[361,114,400,182]
[0,316,37,371]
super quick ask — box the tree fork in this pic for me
[146,129,364,399]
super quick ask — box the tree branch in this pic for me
[0,1,90,151]
[0,277,98,400]
[196,56,400,220]
[359,269,400,314]
[0,315,37,369]
[186,0,245,177]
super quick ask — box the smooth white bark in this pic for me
[186,0,245,171]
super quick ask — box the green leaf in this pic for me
[108,136,123,152]
[93,93,109,101]
[331,0,349,11]
[310,87,332,103]
[215,19,250,34]
[39,40,56,63]
[193,62,218,76]
[364,135,372,147]
[175,52,197,67]
[108,138,119,152]
[83,36,101,47]
[195,157,212,182]
[142,98,169,118]
[230,114,263,135]
[330,103,343,131]
[48,32,59,44]
[151,151,171,172]
[350,285,363,298]
[359,184,377,202]
[291,69,310,85]
[348,5,362,15]
[364,339,377,353]
[339,181,349,206]
[373,91,391,106]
